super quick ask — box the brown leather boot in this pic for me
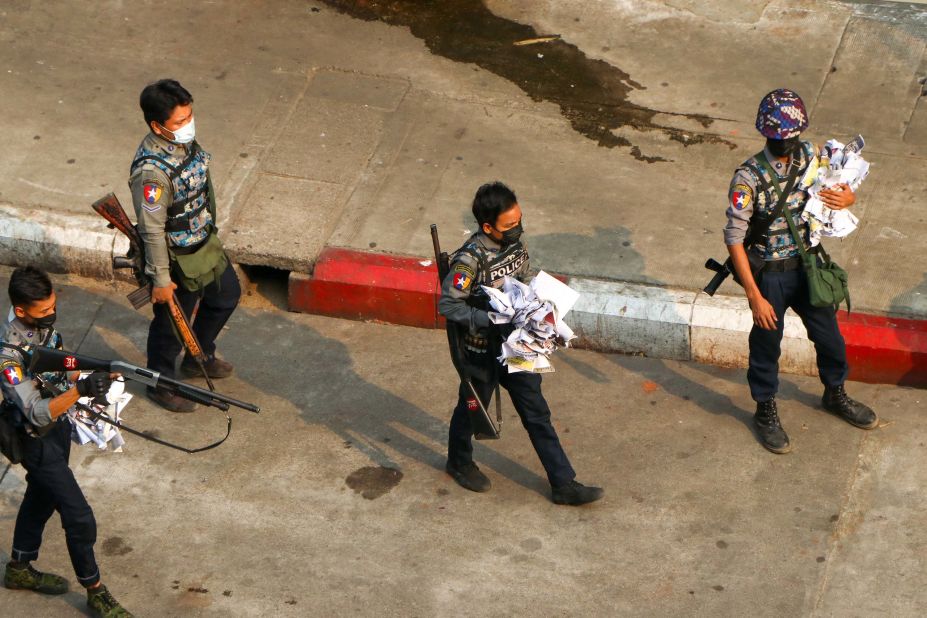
[180,356,234,379]
[147,387,197,413]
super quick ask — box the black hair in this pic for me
[9,266,53,308]
[472,181,518,227]
[139,79,194,127]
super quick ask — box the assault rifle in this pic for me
[92,193,216,391]
[431,224,501,440]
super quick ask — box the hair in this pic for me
[9,266,53,308]
[139,79,194,127]
[472,181,518,227]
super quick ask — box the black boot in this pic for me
[551,480,604,506]
[445,461,492,493]
[822,385,878,429]
[754,399,791,454]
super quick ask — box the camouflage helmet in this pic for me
[755,89,808,139]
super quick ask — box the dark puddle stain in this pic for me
[101,536,133,556]
[321,0,734,162]
[345,465,403,499]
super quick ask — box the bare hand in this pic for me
[151,282,177,304]
[748,293,778,330]
[819,183,856,210]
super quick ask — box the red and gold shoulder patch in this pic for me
[142,180,164,212]
[1,360,24,385]
[730,183,753,210]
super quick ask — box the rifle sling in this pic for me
[34,375,231,454]
[746,152,802,251]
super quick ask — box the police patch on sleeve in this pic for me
[452,263,475,291]
[730,183,752,210]
[453,272,471,291]
[142,180,164,212]
[1,360,24,385]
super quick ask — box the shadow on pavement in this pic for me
[57,282,551,496]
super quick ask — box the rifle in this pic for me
[24,345,260,414]
[92,193,216,391]
[431,224,501,440]
[703,258,732,296]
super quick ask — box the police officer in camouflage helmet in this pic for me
[439,182,603,505]
[129,79,241,413]
[724,89,877,454]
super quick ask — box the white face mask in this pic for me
[162,118,195,144]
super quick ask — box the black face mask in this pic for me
[31,312,57,330]
[500,222,524,246]
[767,137,800,158]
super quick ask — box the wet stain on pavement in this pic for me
[101,536,133,556]
[345,465,403,499]
[321,0,734,161]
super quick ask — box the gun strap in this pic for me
[38,376,231,454]
[75,400,231,454]
[745,152,802,251]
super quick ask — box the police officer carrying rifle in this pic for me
[438,182,603,505]
[724,89,877,454]
[1,267,132,617]
[129,79,241,413]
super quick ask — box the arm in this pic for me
[129,168,176,302]
[1,365,77,425]
[437,253,491,333]
[724,169,777,331]
[726,243,777,330]
[514,240,534,283]
[818,183,856,210]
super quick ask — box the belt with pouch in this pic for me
[169,233,210,256]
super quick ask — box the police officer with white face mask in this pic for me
[129,79,240,413]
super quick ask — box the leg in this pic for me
[790,273,875,428]
[747,272,790,402]
[189,261,241,358]
[11,445,57,564]
[447,378,494,468]
[789,272,849,389]
[146,300,185,377]
[499,372,575,487]
[14,425,99,586]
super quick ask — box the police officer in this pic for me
[724,89,877,454]
[1,267,132,617]
[439,182,603,505]
[130,79,241,413]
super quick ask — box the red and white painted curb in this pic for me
[289,247,927,388]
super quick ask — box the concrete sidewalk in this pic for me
[0,270,926,617]
[0,1,925,379]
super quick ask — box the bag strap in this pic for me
[754,151,804,254]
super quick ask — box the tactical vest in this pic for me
[743,141,815,260]
[0,322,69,434]
[460,238,530,312]
[130,141,214,248]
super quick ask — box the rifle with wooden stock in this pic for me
[92,193,216,391]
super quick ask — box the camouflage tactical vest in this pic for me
[130,141,214,248]
[743,141,815,260]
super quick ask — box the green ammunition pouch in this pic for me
[788,219,851,312]
[169,232,228,293]
[756,153,850,312]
